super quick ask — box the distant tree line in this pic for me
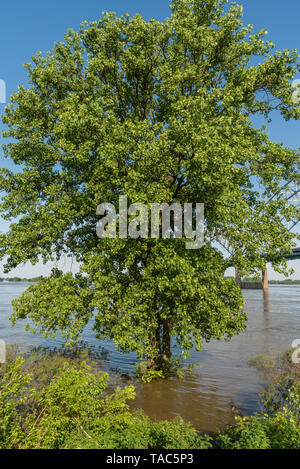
[242,278,300,285]
[3,276,299,285]
[0,276,44,283]
[226,276,300,285]
[269,279,300,285]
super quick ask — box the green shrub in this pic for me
[0,356,136,449]
[65,410,152,449]
[216,381,300,449]
[65,414,212,449]
[216,409,300,449]
[149,418,212,449]
[0,357,32,448]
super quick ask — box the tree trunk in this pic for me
[162,318,171,370]
[147,318,161,370]
[147,316,171,374]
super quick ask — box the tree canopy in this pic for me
[1,0,299,375]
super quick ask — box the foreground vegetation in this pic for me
[0,345,299,449]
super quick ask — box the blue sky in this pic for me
[0,0,299,278]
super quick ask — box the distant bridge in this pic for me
[231,247,300,292]
[285,247,300,260]
[224,179,300,290]
[228,247,300,267]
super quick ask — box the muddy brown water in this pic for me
[1,282,299,433]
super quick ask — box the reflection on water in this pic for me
[263,289,271,325]
[0,282,299,432]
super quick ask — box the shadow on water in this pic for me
[0,283,299,432]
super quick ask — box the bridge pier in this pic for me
[262,265,269,292]
[235,268,241,288]
[235,265,269,291]
[230,247,300,290]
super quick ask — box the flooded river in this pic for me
[0,282,299,432]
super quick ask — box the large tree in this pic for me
[1,0,299,376]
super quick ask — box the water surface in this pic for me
[0,282,299,432]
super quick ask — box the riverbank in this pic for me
[0,344,299,449]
